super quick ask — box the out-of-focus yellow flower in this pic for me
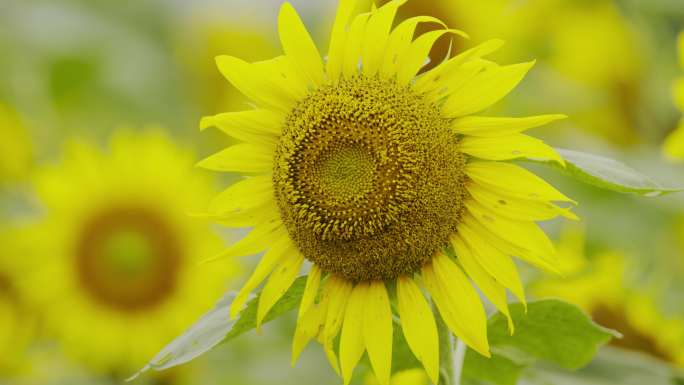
[532,226,684,366]
[0,103,32,183]
[364,368,430,385]
[19,130,238,375]
[663,32,684,161]
[388,0,643,145]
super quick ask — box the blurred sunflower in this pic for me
[663,31,684,161]
[531,227,684,366]
[0,228,34,375]
[0,103,32,184]
[21,130,237,375]
[200,0,575,383]
[386,0,644,145]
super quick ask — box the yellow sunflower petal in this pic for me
[362,0,405,77]
[451,114,567,137]
[257,253,305,328]
[396,29,468,86]
[229,232,294,318]
[197,143,274,173]
[319,275,354,376]
[343,12,372,78]
[414,39,504,93]
[363,281,393,385]
[468,182,578,222]
[380,16,446,79]
[466,161,575,203]
[253,56,309,100]
[456,224,526,305]
[663,122,684,161]
[340,283,368,385]
[202,219,285,263]
[215,55,296,112]
[324,338,342,376]
[396,276,439,384]
[299,264,322,318]
[422,254,490,357]
[208,176,273,214]
[459,133,564,165]
[678,31,684,69]
[451,236,514,334]
[425,59,489,101]
[203,199,280,229]
[200,109,283,144]
[442,61,535,117]
[464,203,559,273]
[322,276,354,343]
[327,0,362,83]
[278,2,324,87]
[292,304,324,365]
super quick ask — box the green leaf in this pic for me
[128,276,306,381]
[223,275,307,343]
[463,299,618,385]
[463,353,525,385]
[527,148,682,196]
[524,346,684,385]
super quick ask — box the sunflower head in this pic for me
[21,130,238,374]
[274,75,468,281]
[200,0,574,383]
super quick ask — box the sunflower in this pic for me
[21,130,238,375]
[200,1,575,383]
[531,227,684,366]
[664,31,684,161]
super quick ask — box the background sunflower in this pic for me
[18,131,239,376]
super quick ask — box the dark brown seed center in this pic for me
[273,76,468,281]
[76,205,183,312]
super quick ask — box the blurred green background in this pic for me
[1,0,684,384]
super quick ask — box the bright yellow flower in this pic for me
[200,1,574,383]
[663,32,684,161]
[21,130,238,374]
[0,228,34,375]
[0,103,32,183]
[531,227,684,366]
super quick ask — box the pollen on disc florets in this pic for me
[273,76,468,281]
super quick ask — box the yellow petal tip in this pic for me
[199,116,214,131]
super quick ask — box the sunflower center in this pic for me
[76,205,183,312]
[274,76,468,281]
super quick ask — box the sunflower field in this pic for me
[1,1,684,385]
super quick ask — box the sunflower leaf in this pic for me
[128,276,306,381]
[527,148,683,196]
[462,299,619,385]
[223,275,307,343]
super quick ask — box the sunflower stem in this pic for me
[435,304,466,385]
